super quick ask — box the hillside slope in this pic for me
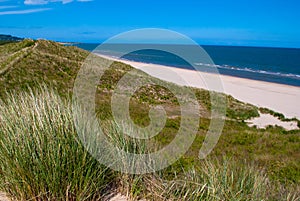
[0,39,88,96]
[0,39,258,118]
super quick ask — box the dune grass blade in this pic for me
[146,157,300,201]
[0,86,113,200]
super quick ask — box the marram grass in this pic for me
[146,158,269,201]
[147,159,300,201]
[0,86,113,200]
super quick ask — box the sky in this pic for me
[0,0,300,48]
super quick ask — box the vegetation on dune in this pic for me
[0,86,298,200]
[0,87,114,200]
[0,39,89,97]
[0,40,299,200]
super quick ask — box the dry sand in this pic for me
[96,54,300,121]
[0,192,8,201]
[246,112,298,130]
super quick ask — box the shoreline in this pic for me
[96,53,300,119]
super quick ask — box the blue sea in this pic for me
[73,43,300,87]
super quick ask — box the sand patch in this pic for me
[246,112,299,130]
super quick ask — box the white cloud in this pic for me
[24,0,72,5]
[0,8,51,15]
[24,0,48,5]
[0,6,18,9]
[24,0,92,5]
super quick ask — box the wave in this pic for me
[194,63,300,79]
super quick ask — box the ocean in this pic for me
[73,43,300,87]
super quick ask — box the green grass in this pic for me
[151,158,300,201]
[149,158,270,201]
[0,39,89,98]
[0,86,113,200]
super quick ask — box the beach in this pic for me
[97,54,300,119]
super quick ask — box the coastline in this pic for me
[96,53,300,119]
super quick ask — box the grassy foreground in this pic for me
[0,87,113,200]
[0,86,298,200]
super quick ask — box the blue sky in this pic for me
[0,0,300,48]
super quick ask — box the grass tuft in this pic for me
[0,86,113,200]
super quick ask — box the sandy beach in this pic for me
[96,54,300,120]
